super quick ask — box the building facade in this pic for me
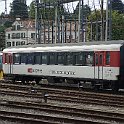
[5,19,36,47]
[5,19,83,47]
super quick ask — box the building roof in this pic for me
[5,19,35,32]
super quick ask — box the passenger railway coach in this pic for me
[2,40,124,91]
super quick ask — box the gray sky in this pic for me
[0,0,124,14]
[0,0,32,14]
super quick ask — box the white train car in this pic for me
[2,40,124,91]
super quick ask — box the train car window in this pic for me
[5,54,9,63]
[49,53,55,65]
[41,53,47,64]
[106,51,110,65]
[34,53,41,64]
[27,53,34,64]
[20,53,27,64]
[95,54,98,65]
[99,54,103,65]
[13,53,20,64]
[66,52,73,65]
[86,52,94,66]
[57,52,64,65]
[75,52,85,66]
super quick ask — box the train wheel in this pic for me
[66,79,77,84]
[47,77,55,83]
[102,82,109,89]
[110,81,119,92]
[35,79,41,84]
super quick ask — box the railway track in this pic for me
[0,100,124,124]
[0,87,124,108]
[0,82,124,108]
[0,82,124,123]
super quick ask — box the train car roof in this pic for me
[3,44,122,53]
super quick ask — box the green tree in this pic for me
[111,0,124,13]
[87,10,106,41]
[29,0,66,20]
[29,1,35,19]
[87,10,124,41]
[112,11,124,40]
[10,0,28,19]
[0,26,5,50]
[73,3,91,19]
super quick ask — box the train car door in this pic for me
[95,52,104,79]
[5,53,13,74]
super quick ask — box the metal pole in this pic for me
[109,0,112,40]
[35,0,41,44]
[101,0,104,41]
[5,0,7,14]
[78,0,81,43]
[55,5,58,44]
[105,0,108,41]
[90,21,93,41]
[35,0,38,44]
[62,15,65,43]
[81,0,84,42]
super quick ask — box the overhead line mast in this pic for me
[0,0,7,14]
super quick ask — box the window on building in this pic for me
[21,33,23,38]
[23,33,25,38]
[8,34,10,39]
[7,42,11,47]
[16,33,20,39]
[69,35,73,39]
[31,33,35,39]
[12,33,16,39]
[106,52,110,65]
[21,41,25,45]
[12,41,15,46]
[17,25,20,30]
[16,41,20,46]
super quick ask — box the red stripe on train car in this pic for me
[110,51,120,67]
